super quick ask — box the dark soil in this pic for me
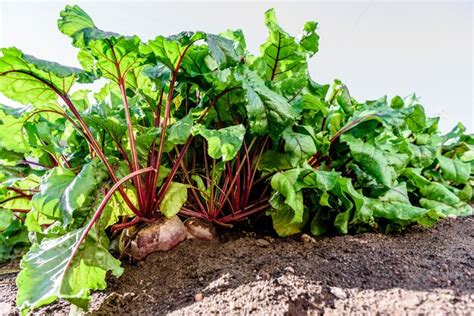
[1,217,473,315]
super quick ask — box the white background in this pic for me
[0,0,472,132]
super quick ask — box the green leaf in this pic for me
[61,159,108,218]
[368,198,437,222]
[0,105,29,153]
[380,183,411,204]
[334,209,351,234]
[282,127,317,166]
[193,124,246,161]
[342,135,393,187]
[270,205,308,237]
[159,182,188,218]
[300,21,319,56]
[403,169,461,206]
[141,32,205,71]
[16,227,123,313]
[310,209,329,236]
[403,104,426,132]
[334,177,370,227]
[0,210,14,231]
[58,5,142,83]
[167,114,194,146]
[0,47,93,107]
[420,182,460,206]
[390,95,404,109]
[99,189,136,230]
[31,160,107,225]
[57,5,95,39]
[333,82,353,115]
[300,169,340,191]
[32,168,76,222]
[242,70,298,139]
[253,9,311,81]
[269,169,304,224]
[0,214,29,263]
[420,199,472,217]
[206,33,241,68]
[258,149,293,172]
[406,143,437,168]
[437,154,470,184]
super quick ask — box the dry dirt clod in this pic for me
[284,266,295,274]
[257,270,271,281]
[194,293,204,302]
[255,238,270,247]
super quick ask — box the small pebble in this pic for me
[330,287,347,299]
[255,239,270,247]
[263,236,275,242]
[257,270,271,281]
[195,293,204,302]
[301,233,316,243]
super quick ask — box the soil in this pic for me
[1,216,473,315]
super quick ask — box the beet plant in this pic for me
[0,5,472,314]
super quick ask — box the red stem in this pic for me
[111,216,143,232]
[11,209,29,213]
[220,199,270,223]
[150,43,195,215]
[118,76,145,210]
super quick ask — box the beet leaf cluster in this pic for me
[0,6,472,314]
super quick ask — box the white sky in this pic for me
[0,0,472,132]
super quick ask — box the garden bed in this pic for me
[1,216,473,315]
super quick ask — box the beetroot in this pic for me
[130,216,187,260]
[184,218,217,241]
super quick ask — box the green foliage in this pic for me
[16,227,122,313]
[0,5,472,314]
[159,182,188,218]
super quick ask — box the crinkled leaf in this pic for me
[300,21,319,56]
[31,168,76,223]
[140,32,205,71]
[99,189,136,230]
[16,227,123,313]
[270,205,308,237]
[0,47,93,107]
[253,9,311,81]
[159,182,188,218]
[269,169,304,224]
[193,124,245,162]
[300,169,340,191]
[342,135,393,187]
[206,33,241,68]
[61,159,108,218]
[242,70,298,139]
[167,114,194,146]
[282,127,317,166]
[437,154,470,184]
[420,199,472,217]
[59,5,142,83]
